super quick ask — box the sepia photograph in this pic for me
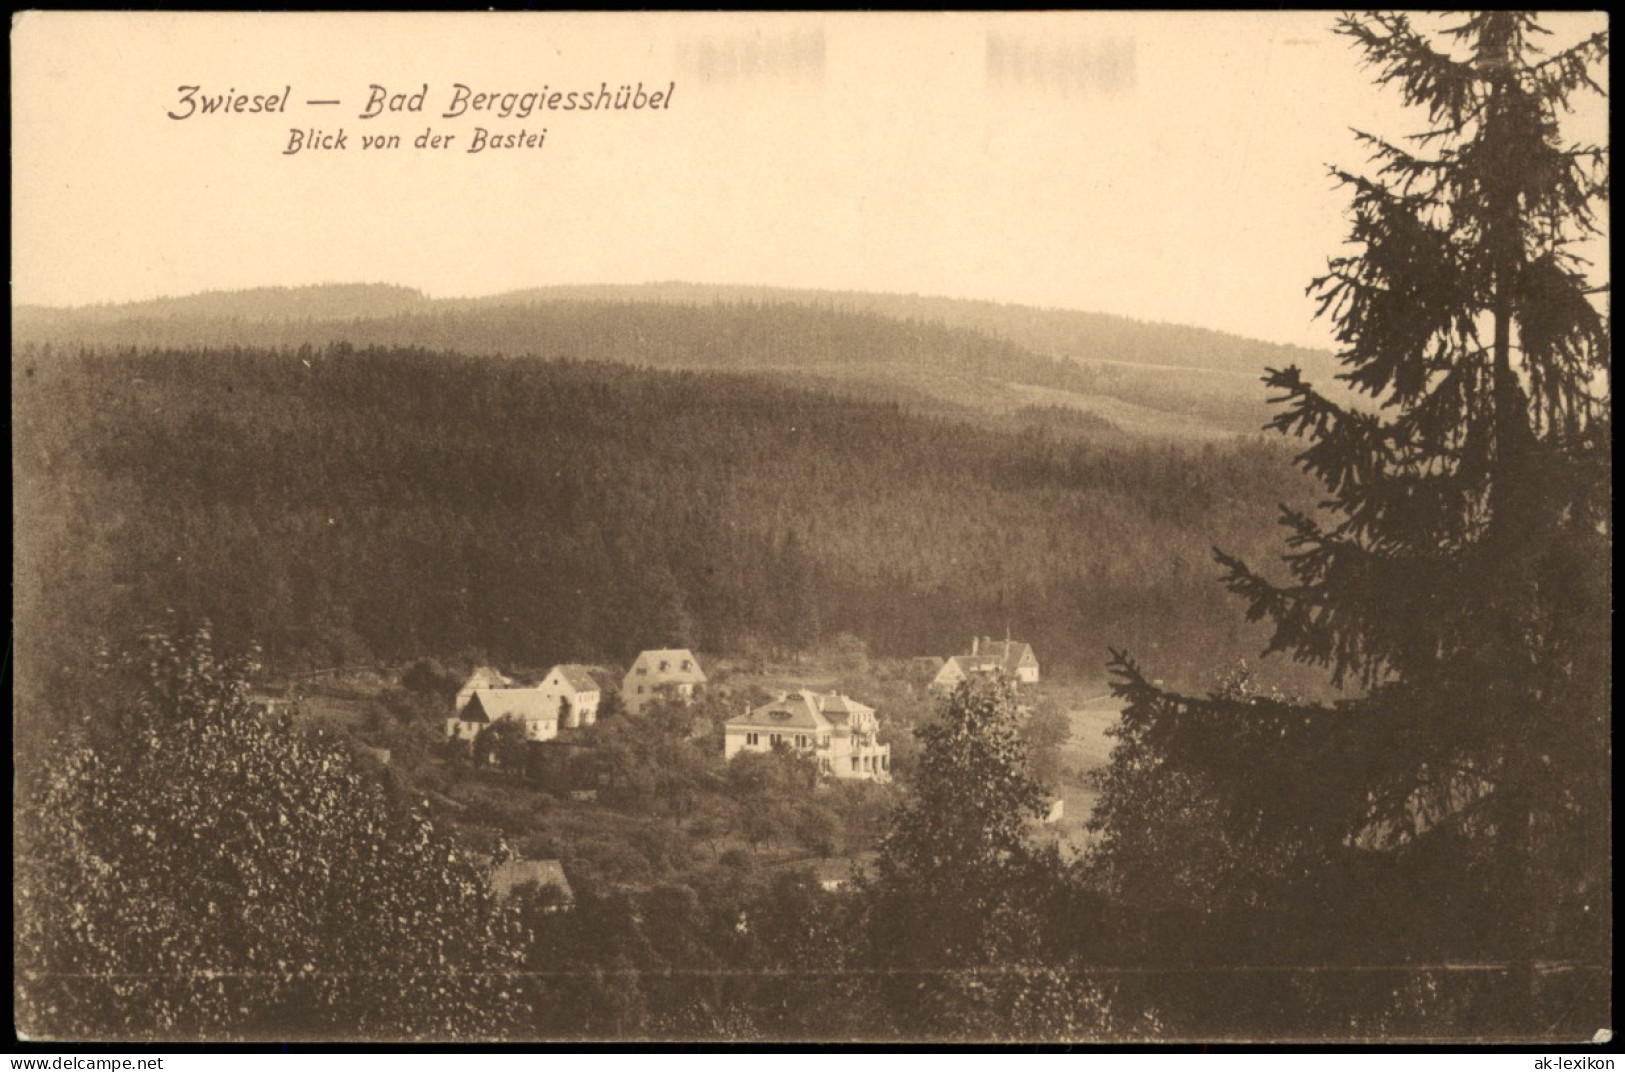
[10,10,1611,1046]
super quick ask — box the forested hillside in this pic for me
[14,342,1320,734]
[459,283,1341,377]
[14,284,1342,436]
[13,283,428,323]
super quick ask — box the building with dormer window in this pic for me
[724,690,891,782]
[622,648,707,715]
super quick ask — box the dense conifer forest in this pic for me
[13,339,1319,734]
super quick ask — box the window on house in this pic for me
[851,757,859,772]
[746,732,759,746]
[681,660,691,671]
[636,667,647,675]
[637,685,644,694]
[770,733,781,745]
[659,660,670,672]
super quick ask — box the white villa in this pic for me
[725,690,891,782]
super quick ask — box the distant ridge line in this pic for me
[15,280,1337,381]
[16,281,1322,348]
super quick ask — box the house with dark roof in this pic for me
[930,636,1040,693]
[487,858,574,911]
[622,648,707,715]
[445,687,563,744]
[445,691,491,744]
[724,690,891,781]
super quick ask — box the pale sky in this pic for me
[10,11,1608,348]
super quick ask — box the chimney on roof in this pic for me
[971,636,979,656]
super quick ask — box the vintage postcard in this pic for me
[11,11,1610,1046]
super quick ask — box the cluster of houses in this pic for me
[446,663,605,743]
[440,635,1043,904]
[443,646,896,783]
[443,635,1039,788]
[444,649,712,744]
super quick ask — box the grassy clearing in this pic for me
[1030,681,1123,851]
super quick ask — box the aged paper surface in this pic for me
[13,10,1430,344]
[12,11,1610,1045]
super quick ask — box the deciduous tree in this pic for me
[15,625,527,1041]
[474,715,530,775]
[870,675,1055,967]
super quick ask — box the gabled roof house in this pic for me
[622,648,706,715]
[931,636,1040,692]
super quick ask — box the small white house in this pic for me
[622,649,707,715]
[535,663,602,728]
[455,666,516,713]
[445,688,563,743]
